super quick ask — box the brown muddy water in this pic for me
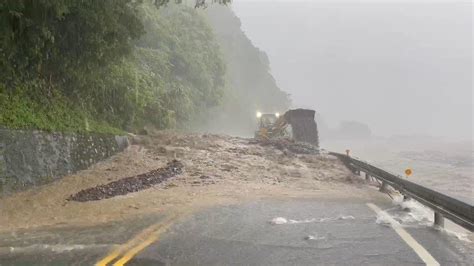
[324,137,473,204]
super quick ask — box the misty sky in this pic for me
[232,0,473,140]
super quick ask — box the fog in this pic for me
[232,0,473,141]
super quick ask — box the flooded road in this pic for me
[2,197,472,265]
[0,132,357,232]
[0,132,472,265]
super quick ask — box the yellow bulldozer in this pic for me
[255,109,319,147]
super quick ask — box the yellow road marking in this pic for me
[96,239,142,266]
[95,212,184,266]
[95,250,122,266]
[367,203,440,266]
[112,236,158,266]
[113,218,177,266]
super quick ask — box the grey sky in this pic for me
[232,0,473,140]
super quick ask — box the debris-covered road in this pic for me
[1,131,473,265]
[1,131,370,231]
[68,160,184,202]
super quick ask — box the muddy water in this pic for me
[0,132,367,231]
[324,138,473,204]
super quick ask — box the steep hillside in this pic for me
[202,6,291,136]
[1,2,289,135]
[0,2,226,133]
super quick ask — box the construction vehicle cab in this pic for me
[257,112,279,128]
[255,109,319,147]
[255,112,283,140]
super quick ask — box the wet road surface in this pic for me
[1,198,472,265]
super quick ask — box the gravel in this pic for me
[258,138,320,155]
[67,160,183,202]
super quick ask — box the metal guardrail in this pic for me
[330,152,474,232]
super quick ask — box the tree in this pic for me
[0,0,230,133]
[0,0,143,95]
[152,0,232,8]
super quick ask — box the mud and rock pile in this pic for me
[0,131,361,231]
[257,138,320,155]
[67,160,183,202]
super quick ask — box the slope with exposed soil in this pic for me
[0,131,380,232]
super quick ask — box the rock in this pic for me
[164,183,178,189]
[67,160,184,202]
[258,138,319,155]
[156,146,167,154]
[221,164,238,172]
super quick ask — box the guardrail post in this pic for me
[434,212,444,228]
[328,151,474,232]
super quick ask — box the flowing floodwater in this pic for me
[269,215,355,225]
[385,196,473,243]
[324,138,473,204]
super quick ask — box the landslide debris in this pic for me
[256,138,320,155]
[67,160,183,202]
[0,131,364,231]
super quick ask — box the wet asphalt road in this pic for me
[129,199,473,265]
[0,214,166,266]
[1,198,473,265]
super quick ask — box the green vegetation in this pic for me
[133,3,225,129]
[203,6,291,135]
[0,1,226,133]
[0,83,123,135]
[1,0,143,133]
[1,1,289,135]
